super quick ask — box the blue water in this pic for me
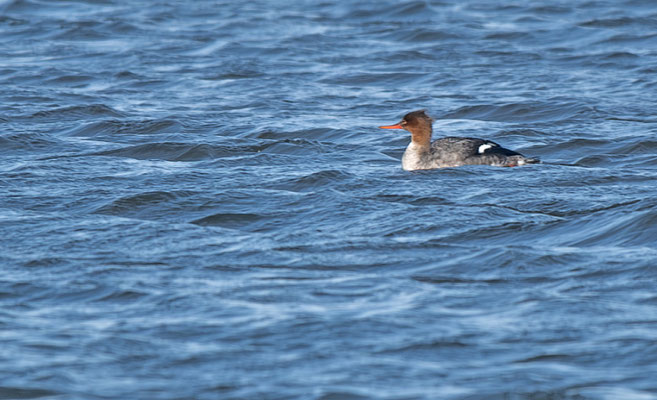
[2,1,657,399]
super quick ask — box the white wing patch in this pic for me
[478,143,496,154]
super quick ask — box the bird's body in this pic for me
[380,110,539,171]
[401,136,534,170]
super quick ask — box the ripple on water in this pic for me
[66,118,183,138]
[91,142,263,161]
[439,102,591,123]
[0,387,61,399]
[2,0,657,399]
[191,212,271,230]
[0,132,61,153]
[29,104,124,121]
[265,170,356,192]
[94,190,201,220]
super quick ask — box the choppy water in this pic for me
[2,0,657,399]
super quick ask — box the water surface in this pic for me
[2,0,657,399]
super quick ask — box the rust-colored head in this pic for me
[379,110,433,146]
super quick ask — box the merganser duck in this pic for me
[380,110,540,171]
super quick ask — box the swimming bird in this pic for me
[379,110,540,171]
